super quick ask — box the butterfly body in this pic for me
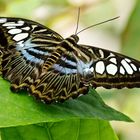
[0,17,140,103]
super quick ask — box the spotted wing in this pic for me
[0,17,63,49]
[79,44,140,89]
[0,17,63,90]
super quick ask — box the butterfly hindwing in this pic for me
[30,49,89,103]
[30,72,88,103]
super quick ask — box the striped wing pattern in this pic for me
[0,17,63,91]
[0,17,140,103]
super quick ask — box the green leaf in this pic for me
[1,119,118,140]
[122,0,140,59]
[0,77,132,128]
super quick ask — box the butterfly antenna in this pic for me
[76,16,120,35]
[75,8,80,35]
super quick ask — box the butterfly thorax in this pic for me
[59,34,79,52]
[59,35,95,78]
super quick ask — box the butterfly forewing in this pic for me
[0,17,63,91]
[79,45,140,89]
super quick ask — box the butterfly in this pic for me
[0,17,140,104]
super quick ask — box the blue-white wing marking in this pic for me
[52,53,78,74]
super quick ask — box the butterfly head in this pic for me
[69,34,79,43]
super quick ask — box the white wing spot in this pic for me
[6,26,16,29]
[106,64,118,75]
[8,29,22,34]
[95,61,105,74]
[125,58,131,63]
[120,66,125,74]
[0,18,7,23]
[99,49,104,58]
[18,20,24,24]
[3,22,24,27]
[121,59,133,74]
[130,63,137,71]
[109,53,115,57]
[110,58,117,64]
[13,33,29,41]
[22,26,30,30]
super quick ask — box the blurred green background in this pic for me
[0,0,140,140]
